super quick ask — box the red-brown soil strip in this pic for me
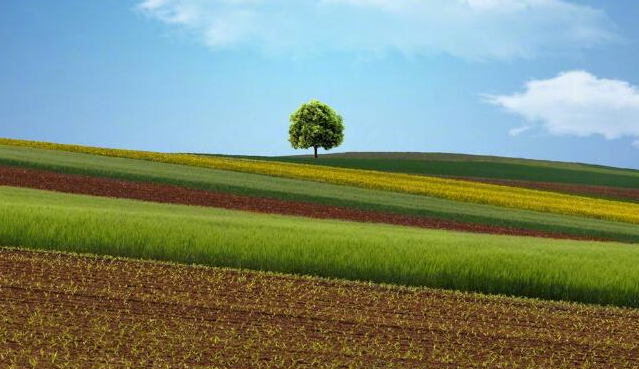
[0,165,603,241]
[2,248,639,368]
[448,176,639,202]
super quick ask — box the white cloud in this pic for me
[487,71,639,147]
[136,0,617,59]
[508,125,533,137]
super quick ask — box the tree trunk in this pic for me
[314,146,318,158]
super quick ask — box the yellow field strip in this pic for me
[2,137,639,225]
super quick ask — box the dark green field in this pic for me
[245,154,639,189]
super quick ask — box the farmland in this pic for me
[3,185,639,307]
[264,153,639,188]
[2,138,639,224]
[4,145,639,243]
[2,248,639,369]
[235,153,639,202]
[0,166,606,240]
[1,137,639,367]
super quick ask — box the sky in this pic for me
[1,1,639,168]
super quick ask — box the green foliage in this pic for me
[288,100,344,157]
[2,186,639,307]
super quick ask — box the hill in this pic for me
[2,137,639,367]
[283,151,638,172]
[238,151,639,189]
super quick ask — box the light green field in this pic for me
[2,185,639,307]
[2,144,639,242]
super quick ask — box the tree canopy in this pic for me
[288,100,344,158]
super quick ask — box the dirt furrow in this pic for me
[1,248,638,368]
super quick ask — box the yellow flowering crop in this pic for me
[2,137,638,225]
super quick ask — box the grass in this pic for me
[2,185,639,307]
[3,144,639,243]
[252,155,639,189]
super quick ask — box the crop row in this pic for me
[261,155,639,189]
[2,248,639,369]
[0,165,606,241]
[2,138,639,224]
[3,144,639,243]
[3,185,639,307]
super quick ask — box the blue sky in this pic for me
[1,1,639,168]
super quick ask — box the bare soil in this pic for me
[1,248,638,368]
[0,165,607,241]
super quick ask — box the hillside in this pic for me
[2,142,639,243]
[1,137,639,367]
[280,151,639,174]
[245,152,639,189]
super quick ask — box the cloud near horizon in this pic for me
[137,0,617,60]
[487,71,639,148]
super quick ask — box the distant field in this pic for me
[3,248,638,369]
[3,144,639,243]
[277,151,639,178]
[1,139,638,225]
[257,155,639,189]
[3,185,639,307]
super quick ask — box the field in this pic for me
[2,138,639,225]
[0,166,606,241]
[3,144,639,243]
[275,151,639,174]
[3,185,639,307]
[2,137,639,367]
[267,152,639,188]
[254,153,639,201]
[3,248,639,369]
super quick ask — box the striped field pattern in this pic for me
[2,137,639,225]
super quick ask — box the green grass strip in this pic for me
[2,185,639,308]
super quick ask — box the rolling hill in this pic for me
[2,137,639,367]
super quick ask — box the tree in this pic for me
[288,99,344,158]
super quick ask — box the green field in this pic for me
[281,151,639,175]
[3,144,639,242]
[2,185,639,307]
[245,154,639,188]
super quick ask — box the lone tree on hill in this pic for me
[288,99,344,158]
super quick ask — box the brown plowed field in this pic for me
[0,165,605,241]
[1,248,639,368]
[452,176,639,202]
